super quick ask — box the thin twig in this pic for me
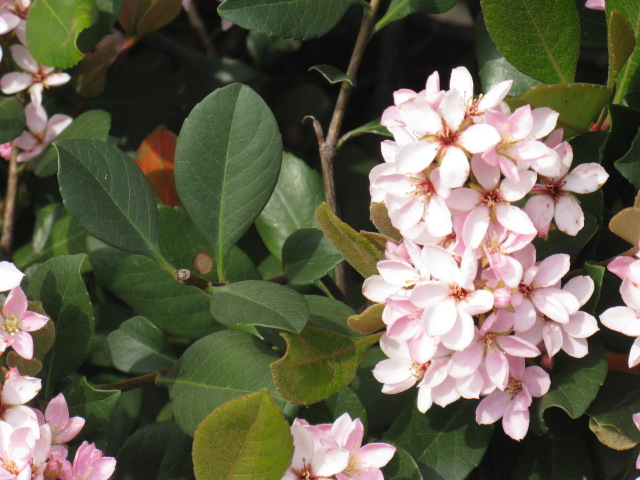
[97,368,172,391]
[182,0,215,57]
[0,146,20,259]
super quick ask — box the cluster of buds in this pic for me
[365,66,608,440]
[281,413,395,480]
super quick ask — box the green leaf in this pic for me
[27,254,95,396]
[607,1,640,103]
[104,316,176,375]
[481,0,580,84]
[315,202,382,278]
[533,342,607,434]
[348,303,385,335]
[174,83,282,280]
[218,0,363,40]
[506,84,610,137]
[35,110,111,177]
[77,0,122,51]
[338,119,392,148]
[608,11,636,89]
[210,280,310,333]
[89,241,218,339]
[376,0,458,31]
[118,0,182,37]
[282,228,342,285]
[385,402,494,480]
[301,386,368,430]
[26,0,99,69]
[305,295,356,336]
[56,140,167,264]
[0,97,26,144]
[157,329,283,435]
[615,130,640,189]
[589,417,638,450]
[115,421,194,480]
[270,326,381,405]
[475,14,541,97]
[64,376,120,437]
[192,390,293,480]
[588,371,640,442]
[582,262,605,315]
[609,207,640,246]
[309,64,356,86]
[534,212,598,261]
[256,153,324,260]
[383,446,424,480]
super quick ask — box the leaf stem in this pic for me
[0,146,20,259]
[97,368,172,391]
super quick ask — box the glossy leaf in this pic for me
[210,280,309,333]
[158,330,283,435]
[218,0,363,40]
[609,207,640,246]
[376,0,458,31]
[315,202,383,278]
[385,401,493,480]
[74,34,122,98]
[104,316,176,375]
[135,125,180,207]
[64,376,120,437]
[77,0,122,51]
[27,255,95,395]
[534,212,598,261]
[533,342,607,434]
[305,295,356,337]
[301,386,368,430]
[607,1,640,102]
[192,390,293,480]
[270,326,381,405]
[282,228,342,285]
[481,0,580,84]
[607,11,636,89]
[615,130,640,189]
[118,0,182,38]
[26,0,98,68]
[588,371,640,441]
[506,84,610,137]
[0,97,26,144]
[56,140,166,264]
[35,110,111,177]
[383,447,423,480]
[348,303,385,335]
[338,119,392,148]
[174,83,282,280]
[582,262,605,315]
[309,64,356,86]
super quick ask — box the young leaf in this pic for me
[74,34,122,98]
[282,228,342,285]
[385,401,493,480]
[26,0,98,68]
[607,11,636,89]
[589,417,638,450]
[588,371,640,442]
[104,316,177,375]
[157,329,283,435]
[174,83,282,280]
[64,376,120,437]
[0,97,26,143]
[27,254,95,396]
[218,0,363,40]
[56,139,167,264]
[118,0,182,38]
[609,206,640,246]
[607,1,640,102]
[192,390,293,480]
[270,326,381,404]
[338,119,392,148]
[481,0,580,84]
[375,0,458,31]
[210,280,310,333]
[348,303,385,335]
[315,202,383,278]
[256,153,324,260]
[370,202,402,242]
[309,65,356,86]
[135,125,180,207]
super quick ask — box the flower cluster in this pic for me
[366,67,608,440]
[282,413,395,480]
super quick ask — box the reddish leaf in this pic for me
[135,125,180,207]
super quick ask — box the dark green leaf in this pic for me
[192,390,293,480]
[77,0,122,51]
[481,0,580,84]
[218,0,363,40]
[588,371,640,441]
[608,10,636,89]
[56,140,167,264]
[64,376,120,437]
[385,401,493,480]
[0,97,26,144]
[582,262,605,314]
[104,316,176,374]
[158,330,283,435]
[534,212,598,261]
[210,280,309,333]
[256,153,324,260]
[118,0,182,37]
[35,110,111,177]
[27,254,95,396]
[301,386,368,431]
[305,295,356,336]
[26,0,98,69]
[282,228,342,285]
[616,130,640,188]
[309,64,356,86]
[270,326,381,404]
[383,446,424,480]
[115,421,194,480]
[174,83,282,280]
[376,0,458,31]
[338,119,392,148]
[607,1,640,103]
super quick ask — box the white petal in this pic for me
[562,163,609,194]
[554,196,584,236]
[458,124,501,154]
[600,306,640,336]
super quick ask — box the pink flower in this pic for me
[634,413,640,469]
[475,357,550,440]
[45,393,85,448]
[0,261,23,291]
[60,442,116,480]
[585,0,605,10]
[0,370,41,433]
[0,422,35,479]
[0,286,50,359]
[0,45,70,106]
[12,103,71,162]
[0,0,30,45]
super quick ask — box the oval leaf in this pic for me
[609,206,640,246]
[608,10,636,89]
[376,0,458,31]
[282,228,342,285]
[309,64,356,86]
[348,303,385,335]
[210,280,310,333]
[135,125,179,207]
[26,0,99,69]
[64,376,120,437]
[607,1,640,102]
[588,371,640,442]
[193,390,293,480]
[270,326,381,405]
[0,97,26,144]
[174,83,282,279]
[481,0,580,84]
[56,139,165,262]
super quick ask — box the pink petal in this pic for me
[529,107,559,139]
[446,188,480,211]
[313,447,350,477]
[477,80,512,112]
[440,89,466,131]
[501,170,537,202]
[29,82,44,107]
[562,163,608,194]
[356,443,396,469]
[45,114,73,142]
[449,66,474,103]
[562,275,594,307]
[502,404,529,440]
[45,393,70,425]
[439,146,469,188]
[471,155,500,191]
[458,124,501,154]
[10,44,37,72]
[398,98,442,137]
[13,132,39,152]
[25,103,47,134]
[533,254,570,288]
[44,72,71,88]
[522,366,550,397]
[542,322,563,357]
[600,306,640,336]
[0,71,32,94]
[524,195,554,236]
[513,299,537,332]
[362,276,397,303]
[462,205,490,249]
[4,286,27,317]
[461,289,494,315]
[564,311,598,338]
[495,204,537,235]
[425,196,453,238]
[9,331,33,359]
[395,140,439,174]
[0,262,24,291]
[448,342,483,378]
[630,337,640,368]
[476,391,509,424]
[554,196,584,236]
[561,335,588,358]
[2,375,41,405]
[532,288,578,323]
[19,311,49,332]
[607,256,635,281]
[423,297,458,337]
[486,349,509,390]
[498,335,540,357]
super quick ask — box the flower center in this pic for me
[543,181,564,201]
[410,173,435,198]
[411,361,430,379]
[505,378,523,398]
[481,332,497,350]
[1,457,19,475]
[448,284,468,302]
[518,283,533,298]
[481,190,502,207]
[3,315,20,335]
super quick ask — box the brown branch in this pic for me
[0,146,20,260]
[97,368,172,391]
[176,268,212,289]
